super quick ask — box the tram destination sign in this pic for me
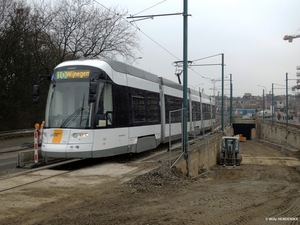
[55,70,90,79]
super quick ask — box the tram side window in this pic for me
[192,101,201,120]
[203,103,209,120]
[132,89,146,122]
[212,105,216,119]
[131,88,160,124]
[205,103,212,120]
[165,95,182,123]
[197,102,201,120]
[206,104,211,120]
[113,85,129,127]
[95,82,113,128]
[146,92,160,123]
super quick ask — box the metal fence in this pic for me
[168,108,221,169]
[168,108,185,169]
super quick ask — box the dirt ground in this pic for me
[1,140,300,225]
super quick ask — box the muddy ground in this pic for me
[1,140,300,225]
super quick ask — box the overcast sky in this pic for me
[97,0,300,97]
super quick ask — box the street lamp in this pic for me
[258,85,268,109]
[258,85,267,121]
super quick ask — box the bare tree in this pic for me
[0,0,15,31]
[0,0,42,130]
[38,0,140,63]
[0,0,141,131]
[30,0,60,74]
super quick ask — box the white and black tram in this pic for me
[33,59,215,158]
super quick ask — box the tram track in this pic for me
[0,158,109,193]
[0,143,172,193]
[0,157,78,179]
[0,170,71,193]
[1,137,300,224]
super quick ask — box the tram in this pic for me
[33,59,215,158]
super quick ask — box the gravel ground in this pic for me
[0,140,300,225]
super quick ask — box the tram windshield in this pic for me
[45,80,91,128]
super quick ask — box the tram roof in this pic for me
[102,59,160,83]
[56,58,162,83]
[55,59,211,96]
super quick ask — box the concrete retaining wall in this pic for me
[256,120,300,151]
[174,120,300,177]
[175,127,234,177]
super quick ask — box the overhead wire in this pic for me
[293,28,300,36]
[188,67,215,82]
[192,53,223,62]
[92,0,181,60]
[92,0,209,84]
[131,0,167,16]
[188,66,228,83]
[92,0,111,11]
[130,23,180,60]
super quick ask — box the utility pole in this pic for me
[272,83,274,123]
[182,0,189,174]
[286,73,288,127]
[230,74,233,125]
[221,53,224,131]
[262,89,265,122]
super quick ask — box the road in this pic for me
[0,136,33,177]
[0,151,17,172]
[0,140,299,225]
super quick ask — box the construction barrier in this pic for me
[16,121,63,168]
[34,123,39,164]
[16,149,43,168]
[39,121,44,145]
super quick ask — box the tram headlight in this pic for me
[72,133,89,138]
